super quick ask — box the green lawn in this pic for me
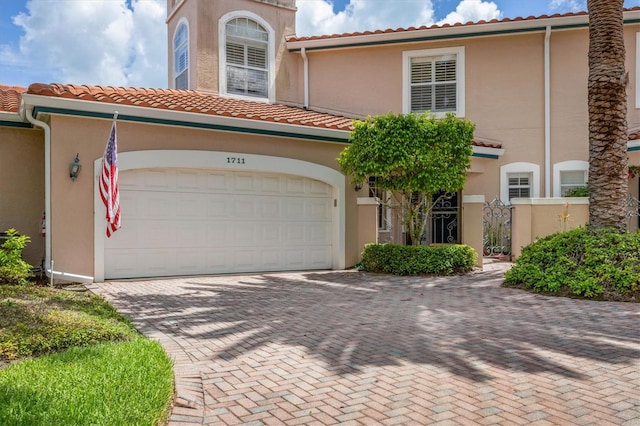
[0,284,174,425]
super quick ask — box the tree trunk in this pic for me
[587,0,628,230]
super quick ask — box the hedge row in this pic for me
[360,243,477,275]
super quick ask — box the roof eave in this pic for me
[21,93,351,143]
[287,10,640,51]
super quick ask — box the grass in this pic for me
[0,284,174,425]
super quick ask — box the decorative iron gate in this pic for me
[483,197,512,259]
[431,192,460,244]
[626,195,640,228]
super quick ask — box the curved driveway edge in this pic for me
[87,264,640,425]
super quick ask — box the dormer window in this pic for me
[219,11,275,102]
[173,20,189,90]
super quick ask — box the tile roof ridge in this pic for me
[287,7,640,43]
[0,85,27,93]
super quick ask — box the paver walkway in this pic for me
[87,262,640,425]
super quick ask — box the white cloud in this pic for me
[549,0,586,12]
[296,0,437,36]
[9,0,167,87]
[5,0,507,88]
[438,0,502,25]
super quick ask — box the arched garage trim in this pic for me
[94,150,346,282]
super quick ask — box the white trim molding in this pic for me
[402,46,465,117]
[553,160,588,197]
[94,150,346,282]
[218,10,276,103]
[500,162,540,203]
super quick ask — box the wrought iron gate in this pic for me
[483,197,512,259]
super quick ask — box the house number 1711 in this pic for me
[227,157,246,164]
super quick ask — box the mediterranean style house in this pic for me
[0,0,639,282]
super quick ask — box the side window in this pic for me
[507,173,531,200]
[560,170,587,196]
[553,160,588,197]
[219,12,275,102]
[500,162,539,203]
[403,47,465,117]
[173,21,189,90]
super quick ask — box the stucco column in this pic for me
[462,195,484,269]
[357,197,379,261]
[510,199,532,259]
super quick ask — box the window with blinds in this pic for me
[507,173,531,200]
[225,18,268,98]
[410,55,457,113]
[560,170,587,195]
[173,22,189,89]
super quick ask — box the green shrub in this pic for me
[361,243,477,275]
[564,186,589,197]
[505,227,640,299]
[0,229,33,285]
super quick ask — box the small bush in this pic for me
[0,229,33,285]
[564,186,589,197]
[361,243,477,275]
[505,227,640,300]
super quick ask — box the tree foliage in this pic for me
[338,112,474,244]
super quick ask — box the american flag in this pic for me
[99,119,121,237]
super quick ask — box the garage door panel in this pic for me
[105,168,333,279]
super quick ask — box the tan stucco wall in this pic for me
[461,196,484,269]
[0,126,45,266]
[48,114,356,277]
[356,197,378,260]
[299,24,640,203]
[511,198,589,258]
[167,0,300,104]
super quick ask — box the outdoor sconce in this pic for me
[69,154,81,181]
[354,182,363,192]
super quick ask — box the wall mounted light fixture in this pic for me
[69,153,81,181]
[354,182,363,192]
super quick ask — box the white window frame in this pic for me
[173,18,189,90]
[553,160,588,197]
[500,162,540,203]
[402,46,465,117]
[219,11,276,103]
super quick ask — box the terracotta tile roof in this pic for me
[287,7,640,43]
[473,140,502,149]
[0,85,26,113]
[26,83,356,131]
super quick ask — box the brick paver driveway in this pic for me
[88,263,640,425]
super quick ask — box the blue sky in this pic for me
[1,0,639,88]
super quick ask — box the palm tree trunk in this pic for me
[587,0,628,230]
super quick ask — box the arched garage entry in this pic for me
[94,150,345,281]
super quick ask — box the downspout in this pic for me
[301,47,309,109]
[544,25,551,197]
[25,107,94,284]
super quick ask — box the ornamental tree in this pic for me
[338,112,475,245]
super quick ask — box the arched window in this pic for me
[220,12,275,102]
[173,20,189,89]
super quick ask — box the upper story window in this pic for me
[173,20,189,90]
[219,12,275,102]
[403,46,465,117]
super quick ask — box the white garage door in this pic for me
[104,168,333,279]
